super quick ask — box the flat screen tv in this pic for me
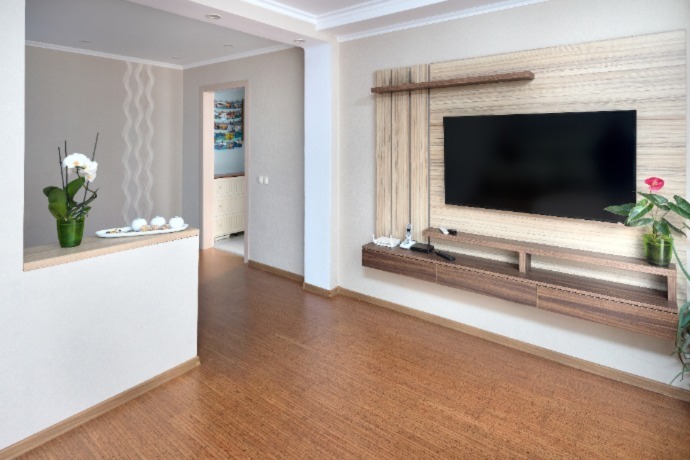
[443,110,636,223]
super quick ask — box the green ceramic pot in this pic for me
[643,233,672,267]
[57,217,85,248]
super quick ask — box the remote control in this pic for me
[448,229,458,236]
[439,227,449,235]
[434,250,456,262]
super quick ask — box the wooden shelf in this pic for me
[371,71,535,94]
[362,229,679,339]
[422,227,677,301]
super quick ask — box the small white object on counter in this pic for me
[131,218,147,231]
[150,216,166,227]
[169,216,185,229]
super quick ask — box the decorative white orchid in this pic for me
[62,153,91,170]
[45,135,100,223]
[84,161,98,183]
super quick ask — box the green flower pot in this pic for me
[643,233,672,267]
[57,218,85,248]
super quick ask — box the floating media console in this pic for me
[362,228,678,339]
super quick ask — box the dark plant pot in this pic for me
[57,218,85,248]
[643,233,672,267]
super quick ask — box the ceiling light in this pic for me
[172,56,182,60]
[79,40,91,43]
[206,13,221,20]
[224,43,235,48]
[294,38,305,44]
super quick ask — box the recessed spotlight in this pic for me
[206,13,221,20]
[172,56,182,60]
[294,38,306,44]
[224,43,235,48]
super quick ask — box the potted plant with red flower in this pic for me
[605,177,690,267]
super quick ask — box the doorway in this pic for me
[201,81,249,261]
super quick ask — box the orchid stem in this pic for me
[57,147,65,190]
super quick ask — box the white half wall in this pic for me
[338,0,690,386]
[1,1,198,450]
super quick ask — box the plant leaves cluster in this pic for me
[606,190,690,384]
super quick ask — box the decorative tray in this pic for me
[96,224,189,238]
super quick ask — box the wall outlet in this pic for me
[258,175,264,184]
[264,176,269,184]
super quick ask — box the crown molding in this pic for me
[25,41,183,69]
[337,0,549,42]
[182,44,294,69]
[26,40,294,71]
[317,0,445,30]
[239,0,317,23]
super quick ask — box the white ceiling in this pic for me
[26,0,548,68]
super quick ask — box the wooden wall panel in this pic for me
[391,68,411,239]
[427,30,686,301]
[410,64,430,242]
[375,69,392,237]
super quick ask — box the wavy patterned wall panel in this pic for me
[122,62,156,224]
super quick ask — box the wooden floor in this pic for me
[21,249,690,459]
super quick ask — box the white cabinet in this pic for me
[214,176,245,239]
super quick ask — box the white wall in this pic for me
[25,47,183,247]
[183,48,305,275]
[338,0,690,386]
[1,237,199,449]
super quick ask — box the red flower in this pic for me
[645,177,664,192]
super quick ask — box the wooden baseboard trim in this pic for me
[338,288,690,402]
[1,357,200,459]
[303,283,340,298]
[247,260,304,283]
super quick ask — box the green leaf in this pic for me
[653,220,671,236]
[625,217,653,227]
[626,201,653,224]
[43,186,60,198]
[638,192,669,210]
[47,188,67,220]
[674,195,690,214]
[662,218,685,235]
[65,176,85,199]
[667,202,690,219]
[604,203,635,216]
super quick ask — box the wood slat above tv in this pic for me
[370,71,535,94]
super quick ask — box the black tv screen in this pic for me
[443,110,636,223]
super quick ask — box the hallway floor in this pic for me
[214,232,244,256]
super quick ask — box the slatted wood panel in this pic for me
[410,64,430,242]
[427,30,686,301]
[375,69,392,237]
[391,68,411,239]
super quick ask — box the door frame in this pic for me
[200,80,249,263]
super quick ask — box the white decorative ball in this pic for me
[150,216,166,227]
[131,218,147,232]
[169,216,185,229]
